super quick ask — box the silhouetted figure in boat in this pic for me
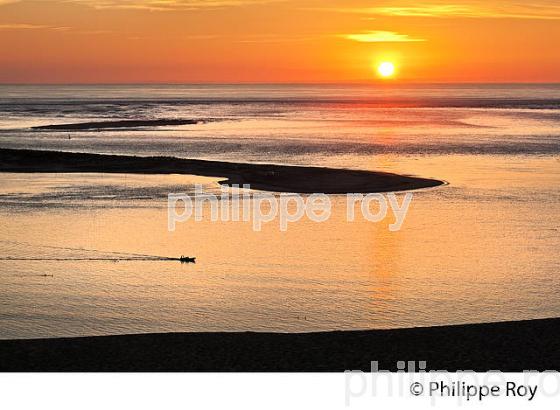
[179,255,196,264]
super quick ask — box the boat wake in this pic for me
[0,240,191,263]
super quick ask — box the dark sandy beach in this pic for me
[0,318,558,371]
[0,148,443,194]
[32,119,201,130]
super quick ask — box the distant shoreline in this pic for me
[1,318,559,371]
[0,148,444,194]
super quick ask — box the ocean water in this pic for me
[0,84,559,339]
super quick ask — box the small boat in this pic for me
[179,255,196,264]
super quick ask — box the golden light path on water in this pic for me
[0,153,558,339]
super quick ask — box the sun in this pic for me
[377,62,395,78]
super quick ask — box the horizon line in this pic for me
[1,81,560,86]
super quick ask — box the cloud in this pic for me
[235,33,319,43]
[62,0,281,11]
[342,30,425,43]
[0,23,70,30]
[371,5,471,17]
[366,3,560,19]
[307,2,560,20]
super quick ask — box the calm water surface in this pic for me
[0,84,559,338]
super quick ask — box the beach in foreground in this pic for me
[0,148,443,194]
[1,318,559,372]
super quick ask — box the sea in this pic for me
[0,84,559,339]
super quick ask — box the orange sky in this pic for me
[1,0,559,83]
